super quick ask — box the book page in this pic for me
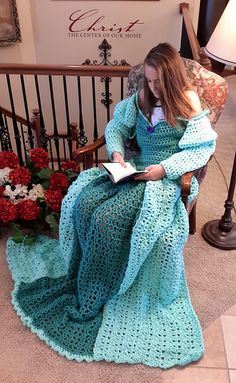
[102,162,148,183]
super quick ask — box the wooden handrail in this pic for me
[179,2,211,69]
[0,106,31,127]
[0,64,131,77]
[179,2,200,62]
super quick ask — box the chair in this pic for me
[73,58,228,234]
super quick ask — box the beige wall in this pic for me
[0,0,36,63]
[0,0,200,65]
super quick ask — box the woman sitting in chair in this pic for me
[11,43,217,368]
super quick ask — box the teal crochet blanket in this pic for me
[6,172,203,368]
[6,93,217,368]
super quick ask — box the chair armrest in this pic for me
[181,163,208,208]
[72,135,106,169]
[73,135,105,159]
[181,171,195,208]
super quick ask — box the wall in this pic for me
[0,0,200,65]
[0,0,36,63]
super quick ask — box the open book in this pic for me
[102,162,148,184]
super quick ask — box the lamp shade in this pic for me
[205,0,236,66]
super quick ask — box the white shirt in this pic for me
[151,106,165,126]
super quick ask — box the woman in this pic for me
[8,43,217,368]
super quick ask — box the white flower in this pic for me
[3,185,15,200]
[4,184,29,203]
[27,184,45,201]
[0,167,11,185]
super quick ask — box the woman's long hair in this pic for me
[143,43,195,127]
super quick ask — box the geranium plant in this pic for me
[0,148,79,245]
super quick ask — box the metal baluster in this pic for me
[20,75,34,149]
[34,75,47,150]
[121,78,124,100]
[48,139,54,170]
[106,77,111,122]
[0,108,11,151]
[62,138,67,162]
[101,77,112,123]
[63,76,72,158]
[3,116,12,151]
[20,123,27,161]
[77,76,88,147]
[6,74,24,165]
[91,76,99,166]
[91,77,98,141]
[48,75,61,167]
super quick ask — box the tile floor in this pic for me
[161,303,236,382]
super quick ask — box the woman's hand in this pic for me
[135,164,166,181]
[112,152,127,168]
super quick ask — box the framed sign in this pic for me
[0,0,21,45]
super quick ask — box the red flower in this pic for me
[18,200,40,220]
[61,160,79,172]
[0,186,4,197]
[0,152,19,169]
[45,189,63,212]
[49,172,69,192]
[0,198,18,223]
[29,148,49,169]
[9,167,31,186]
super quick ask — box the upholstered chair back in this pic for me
[127,58,228,126]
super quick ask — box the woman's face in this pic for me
[144,64,160,99]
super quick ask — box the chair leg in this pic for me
[189,202,197,235]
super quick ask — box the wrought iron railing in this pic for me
[0,54,131,168]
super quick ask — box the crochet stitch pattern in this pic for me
[6,92,217,368]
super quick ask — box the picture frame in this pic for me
[53,0,160,1]
[0,0,21,46]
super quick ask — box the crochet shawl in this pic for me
[6,92,217,368]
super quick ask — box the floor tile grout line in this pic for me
[191,366,228,370]
[220,315,231,382]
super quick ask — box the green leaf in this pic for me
[36,197,45,203]
[9,222,22,232]
[24,236,36,246]
[25,155,31,167]
[41,180,50,189]
[66,170,79,180]
[12,234,25,243]
[45,213,59,231]
[37,168,53,180]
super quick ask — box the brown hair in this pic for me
[143,42,194,127]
